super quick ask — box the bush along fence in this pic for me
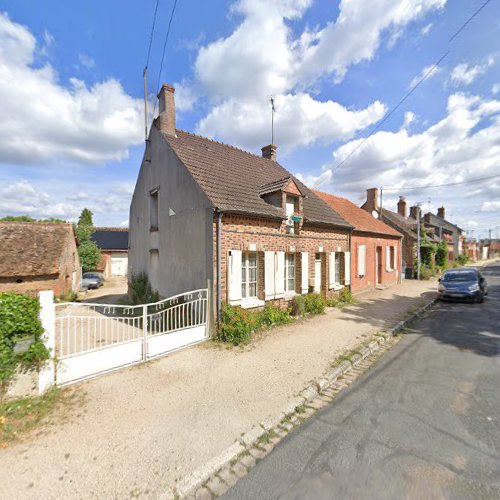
[0,291,54,400]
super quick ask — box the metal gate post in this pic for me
[142,304,148,361]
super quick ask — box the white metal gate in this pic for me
[54,289,208,385]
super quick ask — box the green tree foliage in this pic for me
[0,215,36,222]
[435,241,448,268]
[75,208,101,272]
[78,240,102,273]
[129,272,160,305]
[78,208,94,227]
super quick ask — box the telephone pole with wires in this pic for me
[269,96,276,145]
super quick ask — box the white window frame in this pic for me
[284,253,296,294]
[241,252,258,299]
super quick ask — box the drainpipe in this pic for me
[217,210,222,323]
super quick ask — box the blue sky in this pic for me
[0,0,499,239]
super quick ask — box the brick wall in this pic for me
[213,213,350,307]
[351,233,401,293]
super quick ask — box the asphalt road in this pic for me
[224,262,500,500]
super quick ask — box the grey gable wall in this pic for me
[129,126,214,298]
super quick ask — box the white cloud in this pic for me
[197,93,386,153]
[190,0,445,153]
[304,92,500,230]
[421,23,433,35]
[0,12,144,166]
[78,53,96,70]
[450,58,495,86]
[493,83,500,95]
[481,201,500,212]
[174,81,198,112]
[409,64,441,89]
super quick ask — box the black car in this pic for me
[438,268,487,303]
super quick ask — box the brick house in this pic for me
[91,227,129,278]
[0,222,81,296]
[129,84,353,320]
[423,207,464,261]
[315,190,403,293]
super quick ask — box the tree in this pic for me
[78,208,94,227]
[0,215,36,222]
[75,208,101,272]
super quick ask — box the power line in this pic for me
[153,0,179,116]
[328,52,449,177]
[316,0,493,187]
[449,0,491,42]
[145,0,161,70]
[383,173,500,192]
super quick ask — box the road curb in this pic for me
[172,296,437,498]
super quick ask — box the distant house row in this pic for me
[128,83,476,321]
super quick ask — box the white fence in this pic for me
[38,288,209,387]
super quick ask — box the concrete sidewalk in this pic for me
[0,279,436,500]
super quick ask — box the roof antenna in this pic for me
[268,95,276,145]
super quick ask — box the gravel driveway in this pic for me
[0,279,436,500]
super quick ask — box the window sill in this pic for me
[329,283,344,291]
[150,227,159,232]
[230,298,265,309]
[284,291,296,299]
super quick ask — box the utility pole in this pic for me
[269,96,276,145]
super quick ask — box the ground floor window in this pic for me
[285,253,295,292]
[241,252,257,298]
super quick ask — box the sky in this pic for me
[0,0,499,240]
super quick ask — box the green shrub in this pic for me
[420,265,433,280]
[0,293,43,341]
[456,254,469,265]
[304,293,326,315]
[0,293,49,391]
[435,242,448,268]
[289,295,306,317]
[338,287,356,304]
[58,290,78,302]
[217,304,258,345]
[129,272,160,305]
[259,304,291,327]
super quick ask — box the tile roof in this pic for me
[424,213,464,233]
[91,228,128,251]
[314,191,402,237]
[0,222,76,278]
[162,130,351,228]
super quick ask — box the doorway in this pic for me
[376,246,383,284]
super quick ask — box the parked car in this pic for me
[81,272,104,290]
[438,268,487,303]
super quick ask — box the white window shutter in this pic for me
[344,252,351,285]
[275,251,285,298]
[264,251,276,300]
[358,245,366,277]
[228,250,242,302]
[301,252,309,294]
[386,246,391,271]
[329,252,336,288]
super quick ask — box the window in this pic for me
[335,253,341,282]
[284,253,295,292]
[358,245,366,277]
[241,252,257,298]
[285,196,296,234]
[150,188,159,231]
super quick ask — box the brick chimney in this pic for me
[410,205,421,221]
[437,206,445,219]
[156,83,176,136]
[261,144,277,161]
[397,196,407,217]
[362,187,379,214]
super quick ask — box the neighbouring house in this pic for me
[463,238,478,262]
[0,222,81,296]
[361,189,420,278]
[129,83,353,320]
[423,207,465,261]
[91,227,129,278]
[315,190,403,293]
